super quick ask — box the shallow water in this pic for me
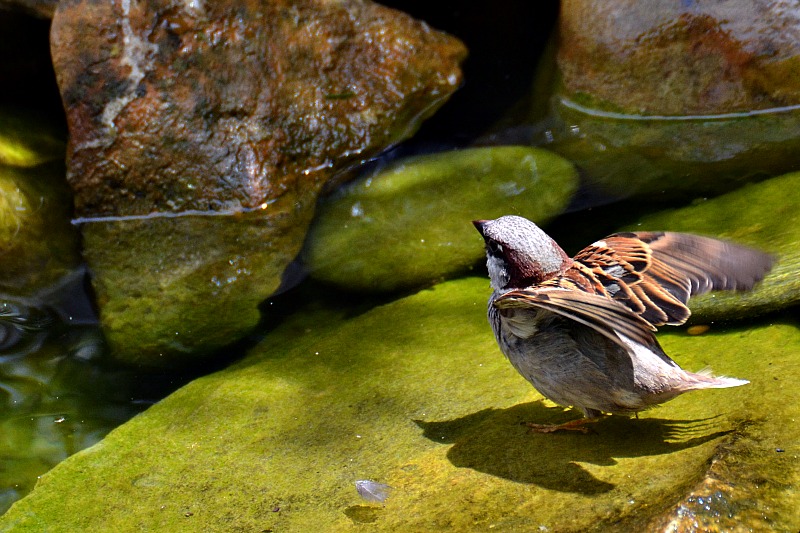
[1,0,799,528]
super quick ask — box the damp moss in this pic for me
[303,146,578,292]
[0,109,65,168]
[2,277,796,531]
[79,198,310,368]
[0,163,80,296]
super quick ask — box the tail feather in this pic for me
[682,368,749,390]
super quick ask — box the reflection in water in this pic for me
[0,294,141,514]
[0,287,220,514]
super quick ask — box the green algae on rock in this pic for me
[540,98,800,199]
[625,171,800,323]
[303,147,578,292]
[0,108,65,168]
[77,202,308,368]
[2,277,796,531]
[0,164,80,297]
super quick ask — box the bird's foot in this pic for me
[523,417,604,434]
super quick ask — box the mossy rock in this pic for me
[2,277,797,531]
[543,98,800,198]
[0,108,65,168]
[303,146,578,292]
[79,198,309,368]
[625,171,800,322]
[0,163,80,297]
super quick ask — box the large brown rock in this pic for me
[53,0,465,218]
[51,0,465,366]
[532,0,800,198]
[558,1,800,116]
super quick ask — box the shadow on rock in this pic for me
[415,401,732,495]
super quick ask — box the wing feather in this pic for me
[546,232,774,327]
[495,287,658,350]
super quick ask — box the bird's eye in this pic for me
[487,241,503,255]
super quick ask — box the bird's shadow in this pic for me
[415,401,733,495]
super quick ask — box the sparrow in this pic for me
[473,215,775,433]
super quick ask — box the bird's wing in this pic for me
[548,232,775,327]
[494,287,659,351]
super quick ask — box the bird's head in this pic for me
[473,215,571,291]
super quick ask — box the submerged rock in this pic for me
[0,109,70,289]
[303,146,578,292]
[0,108,65,168]
[78,203,306,367]
[51,0,466,366]
[2,277,796,531]
[0,164,80,298]
[626,171,800,322]
[531,0,800,197]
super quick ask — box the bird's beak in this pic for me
[472,220,488,236]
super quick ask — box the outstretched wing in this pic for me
[545,232,775,327]
[494,287,659,350]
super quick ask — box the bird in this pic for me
[473,215,775,433]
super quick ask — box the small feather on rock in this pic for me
[355,480,392,503]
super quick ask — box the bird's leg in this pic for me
[523,416,607,434]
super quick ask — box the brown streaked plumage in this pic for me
[474,215,775,433]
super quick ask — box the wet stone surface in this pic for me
[303,146,578,292]
[529,0,800,198]
[557,0,800,115]
[50,0,466,366]
[0,164,79,299]
[1,278,796,531]
[52,0,465,218]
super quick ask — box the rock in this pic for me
[0,108,65,168]
[51,0,466,366]
[78,200,306,367]
[531,0,800,198]
[0,0,57,18]
[0,163,80,297]
[625,171,800,322]
[1,277,796,531]
[303,146,578,292]
[557,1,800,116]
